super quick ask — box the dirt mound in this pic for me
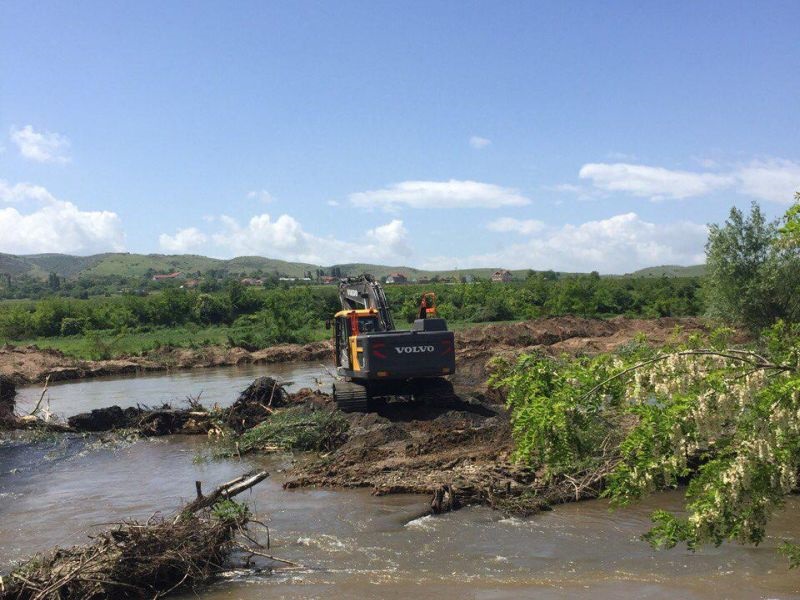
[283,391,525,504]
[452,316,721,388]
[0,342,335,386]
[0,317,721,386]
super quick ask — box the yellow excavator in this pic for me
[329,275,456,411]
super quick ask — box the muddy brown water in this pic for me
[13,361,334,417]
[3,366,800,599]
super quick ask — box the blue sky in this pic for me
[1,1,799,273]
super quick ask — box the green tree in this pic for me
[491,323,800,564]
[704,202,784,330]
[777,191,800,248]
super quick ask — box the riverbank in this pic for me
[0,315,715,386]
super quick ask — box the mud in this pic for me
[0,341,332,385]
[281,391,549,514]
[452,315,724,387]
[0,317,719,387]
[64,404,212,436]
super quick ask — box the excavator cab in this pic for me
[331,275,456,412]
[333,308,382,369]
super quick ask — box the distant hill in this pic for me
[627,264,706,278]
[0,252,706,281]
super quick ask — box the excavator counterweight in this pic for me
[330,275,456,411]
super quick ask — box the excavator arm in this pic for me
[337,275,395,331]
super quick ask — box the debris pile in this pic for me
[0,471,273,600]
[225,376,287,433]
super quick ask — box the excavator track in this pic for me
[413,378,457,406]
[332,381,370,412]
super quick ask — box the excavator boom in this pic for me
[338,275,395,331]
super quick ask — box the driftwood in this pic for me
[0,471,275,600]
[180,471,270,518]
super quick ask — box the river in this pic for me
[2,365,799,598]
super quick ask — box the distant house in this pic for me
[491,269,512,283]
[240,278,264,286]
[152,271,183,281]
[385,272,408,284]
[320,276,337,285]
[182,278,200,289]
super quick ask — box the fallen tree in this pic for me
[0,471,280,600]
[490,321,800,565]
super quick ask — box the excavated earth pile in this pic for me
[0,317,721,385]
[452,316,722,387]
[284,391,529,505]
[0,342,333,385]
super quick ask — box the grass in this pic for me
[1,324,329,360]
[0,319,519,360]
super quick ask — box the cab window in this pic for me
[357,316,379,333]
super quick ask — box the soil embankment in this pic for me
[0,316,715,386]
[452,315,715,386]
[0,341,332,385]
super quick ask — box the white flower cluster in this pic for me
[618,350,799,543]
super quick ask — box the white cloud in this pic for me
[0,179,125,254]
[207,213,411,264]
[736,159,800,204]
[349,179,530,210]
[575,159,800,204]
[579,163,733,200]
[487,217,546,235]
[469,136,492,149]
[247,189,274,203]
[327,200,339,207]
[365,219,412,257]
[425,212,707,274]
[10,125,71,164]
[159,228,208,253]
[0,180,58,204]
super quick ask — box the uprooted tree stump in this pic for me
[0,471,279,600]
[430,484,460,514]
[0,375,15,427]
[225,377,287,433]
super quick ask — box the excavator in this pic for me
[329,274,456,411]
